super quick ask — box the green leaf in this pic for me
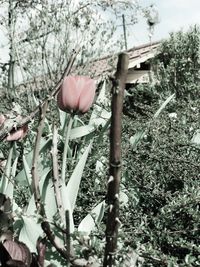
[60,193,74,233]
[22,155,32,191]
[69,125,95,139]
[5,156,19,198]
[59,109,67,131]
[26,195,36,216]
[130,130,146,150]
[130,94,175,150]
[154,94,175,118]
[40,172,57,222]
[78,201,105,234]
[61,142,92,232]
[16,138,52,185]
[26,169,52,216]
[89,80,111,127]
[39,137,52,154]
[64,142,92,211]
[19,215,43,253]
[94,80,108,106]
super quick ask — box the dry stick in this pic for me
[41,221,89,267]
[51,123,65,221]
[0,47,81,141]
[41,221,70,260]
[51,124,67,237]
[103,53,129,267]
[31,101,49,215]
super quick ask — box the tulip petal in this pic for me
[6,129,23,141]
[58,76,81,112]
[6,125,28,141]
[57,75,96,114]
[78,78,96,113]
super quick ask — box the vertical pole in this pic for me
[103,53,129,267]
[122,14,128,50]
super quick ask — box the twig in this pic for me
[41,221,70,260]
[31,101,48,215]
[51,124,66,238]
[41,221,89,266]
[103,53,129,267]
[0,47,81,141]
[65,210,71,263]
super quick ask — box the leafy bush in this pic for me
[120,26,200,266]
[153,25,200,99]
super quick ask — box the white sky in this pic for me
[125,0,200,47]
[1,0,200,62]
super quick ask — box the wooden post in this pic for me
[103,53,129,267]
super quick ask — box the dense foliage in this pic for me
[153,25,200,99]
[120,26,200,266]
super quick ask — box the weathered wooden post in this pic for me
[103,53,129,267]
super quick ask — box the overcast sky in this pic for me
[1,0,200,61]
[126,0,200,47]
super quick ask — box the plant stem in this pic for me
[52,123,65,224]
[61,115,73,182]
[103,53,129,267]
[31,101,49,215]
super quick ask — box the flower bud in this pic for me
[6,125,28,141]
[57,75,96,114]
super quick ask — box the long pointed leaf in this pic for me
[19,216,43,253]
[70,125,95,139]
[154,94,175,118]
[63,142,92,212]
[78,201,105,234]
[61,142,92,233]
[22,155,32,192]
[5,156,19,198]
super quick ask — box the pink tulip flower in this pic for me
[57,75,96,114]
[6,125,28,141]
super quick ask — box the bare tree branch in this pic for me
[31,101,48,215]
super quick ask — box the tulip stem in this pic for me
[61,115,74,182]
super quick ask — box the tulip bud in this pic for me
[57,75,96,114]
[6,125,28,141]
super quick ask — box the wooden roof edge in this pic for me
[77,40,162,67]
[126,40,162,53]
[11,41,162,91]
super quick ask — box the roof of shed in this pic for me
[72,41,160,79]
[11,41,161,96]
